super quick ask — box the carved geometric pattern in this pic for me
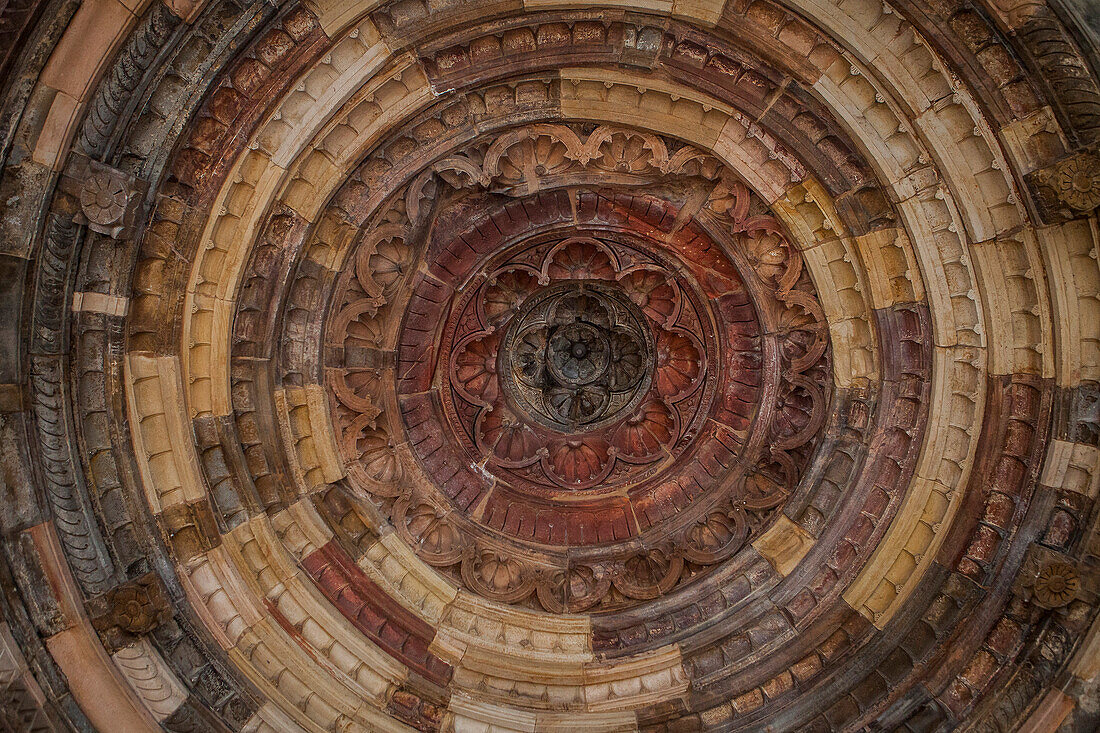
[3,0,1100,731]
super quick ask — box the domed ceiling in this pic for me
[0,0,1099,730]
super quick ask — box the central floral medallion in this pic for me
[500,282,653,431]
[410,233,735,496]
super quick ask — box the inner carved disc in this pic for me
[500,281,653,432]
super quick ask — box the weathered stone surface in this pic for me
[0,0,1098,730]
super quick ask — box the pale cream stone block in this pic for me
[228,622,355,732]
[970,230,1054,377]
[526,0,673,13]
[360,533,458,623]
[787,0,945,116]
[125,354,207,513]
[449,694,537,733]
[812,68,915,189]
[1036,217,1100,385]
[227,516,405,700]
[559,69,729,152]
[112,639,189,721]
[182,294,233,418]
[843,477,958,628]
[302,0,379,37]
[305,384,345,483]
[751,515,814,577]
[449,650,585,709]
[1041,440,1100,498]
[180,546,266,649]
[272,500,335,559]
[436,591,591,666]
[582,645,688,711]
[279,62,434,221]
[1041,439,1076,489]
[535,710,637,732]
[276,387,342,494]
[31,90,80,170]
[846,343,987,627]
[711,117,793,204]
[671,0,724,25]
[999,107,1068,175]
[71,291,128,316]
[917,346,984,491]
[852,228,924,308]
[269,22,390,168]
[893,185,984,351]
[914,100,1020,243]
[196,152,287,303]
[241,702,313,733]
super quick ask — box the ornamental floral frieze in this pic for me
[320,123,832,613]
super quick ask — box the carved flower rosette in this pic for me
[323,124,832,613]
[443,237,710,493]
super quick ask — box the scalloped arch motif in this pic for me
[0,0,1099,731]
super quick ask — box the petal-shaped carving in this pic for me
[544,437,612,486]
[461,549,536,603]
[743,228,796,287]
[342,415,404,496]
[394,499,465,566]
[773,374,827,451]
[546,384,610,425]
[513,326,548,386]
[587,127,669,173]
[612,400,676,460]
[328,367,383,416]
[536,564,611,613]
[612,549,683,599]
[357,431,403,486]
[655,329,703,399]
[739,448,797,508]
[452,331,501,404]
[681,508,748,564]
[544,238,616,280]
[619,268,679,326]
[705,177,753,223]
[482,268,540,325]
[608,331,647,391]
[332,300,384,349]
[477,404,541,466]
[355,224,410,298]
[483,124,586,182]
[550,290,613,329]
[776,289,829,372]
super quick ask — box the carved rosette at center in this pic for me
[439,235,718,493]
[501,282,654,432]
[324,125,835,612]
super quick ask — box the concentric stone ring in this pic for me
[4,2,1098,731]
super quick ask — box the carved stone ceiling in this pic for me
[0,0,1098,731]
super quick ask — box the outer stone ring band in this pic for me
[3,1,1098,731]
